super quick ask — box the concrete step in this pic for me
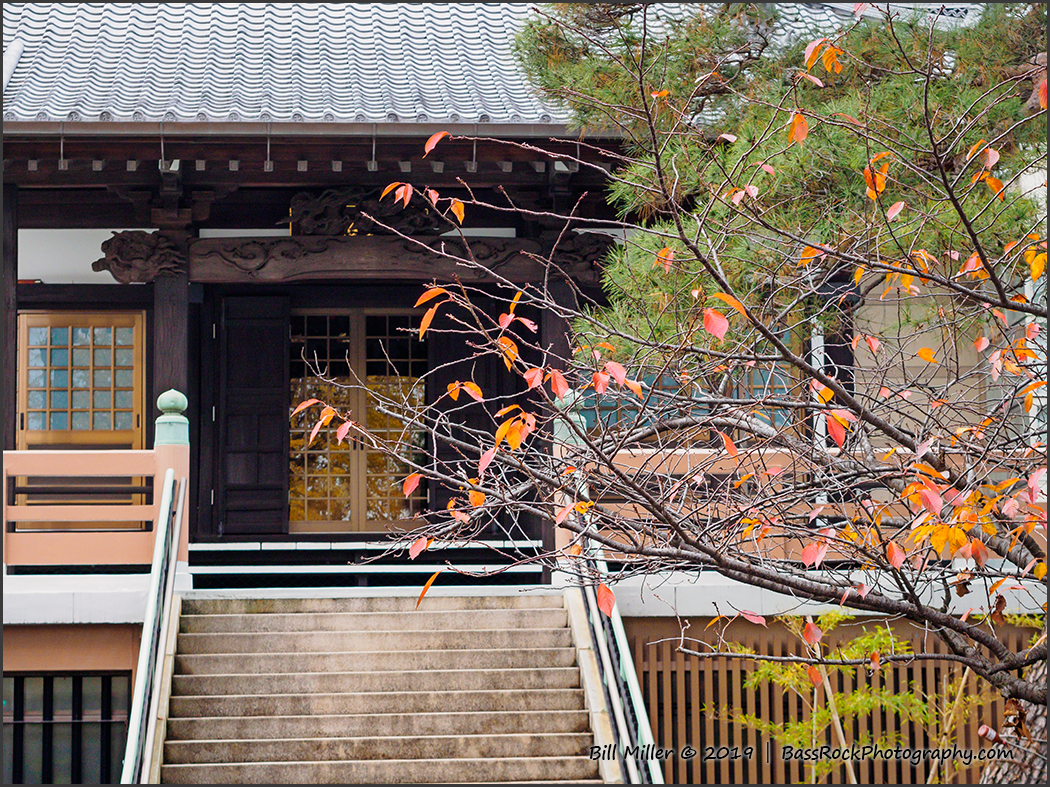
[179,607,567,634]
[181,594,564,616]
[176,627,572,655]
[164,731,595,764]
[166,709,593,741]
[169,688,587,718]
[160,755,601,784]
[172,667,580,696]
[175,646,578,675]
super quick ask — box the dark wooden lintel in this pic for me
[189,233,611,286]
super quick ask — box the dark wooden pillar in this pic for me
[3,185,17,451]
[153,271,190,402]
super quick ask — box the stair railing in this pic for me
[556,392,664,784]
[121,391,190,784]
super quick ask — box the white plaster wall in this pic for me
[18,229,150,284]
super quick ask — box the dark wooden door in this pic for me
[215,296,290,536]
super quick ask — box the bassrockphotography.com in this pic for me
[780,743,1011,767]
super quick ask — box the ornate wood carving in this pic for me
[287,187,454,236]
[188,231,610,285]
[92,230,185,283]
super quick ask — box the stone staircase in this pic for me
[159,593,607,783]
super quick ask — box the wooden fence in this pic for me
[624,615,1037,784]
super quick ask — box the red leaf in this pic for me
[478,446,496,475]
[886,201,905,221]
[970,539,990,568]
[549,369,570,399]
[833,112,863,126]
[802,622,823,646]
[808,665,823,686]
[655,247,675,273]
[516,317,538,333]
[403,473,422,497]
[416,570,440,609]
[596,583,616,617]
[801,541,828,568]
[604,361,627,385]
[291,398,322,418]
[739,610,767,627]
[703,309,729,341]
[499,313,514,329]
[759,162,776,175]
[1040,79,1047,110]
[718,133,737,143]
[555,502,575,525]
[826,413,846,447]
[460,382,484,402]
[409,536,429,560]
[886,541,906,569]
[920,487,943,517]
[423,130,450,157]
[799,72,824,87]
[523,368,544,390]
[335,420,353,444]
[865,335,881,354]
[592,371,611,394]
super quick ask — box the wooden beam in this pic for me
[187,233,610,286]
[3,184,17,451]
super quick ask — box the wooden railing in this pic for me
[2,391,190,569]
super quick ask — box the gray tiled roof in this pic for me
[3,3,984,127]
[2,2,568,125]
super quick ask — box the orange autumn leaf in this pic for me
[468,489,486,508]
[624,378,644,399]
[460,381,484,402]
[380,181,404,200]
[788,112,809,146]
[711,292,747,316]
[1040,79,1048,109]
[804,38,828,70]
[497,336,519,370]
[985,176,1005,200]
[917,347,937,364]
[826,413,846,447]
[415,287,448,307]
[717,429,739,458]
[821,45,843,74]
[449,198,465,224]
[808,665,823,686]
[419,304,439,340]
[423,130,450,157]
[416,570,441,609]
[966,139,987,161]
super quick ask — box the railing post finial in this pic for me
[154,389,189,447]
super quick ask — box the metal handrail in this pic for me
[552,391,663,782]
[577,537,665,784]
[121,469,186,784]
